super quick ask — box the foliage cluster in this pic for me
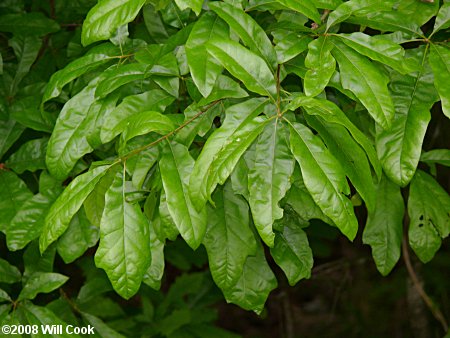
[0,0,449,336]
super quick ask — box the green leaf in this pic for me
[209,1,277,71]
[20,303,77,338]
[0,290,11,303]
[288,94,381,179]
[304,36,336,97]
[222,243,277,314]
[101,89,174,143]
[118,111,174,152]
[189,98,269,210]
[45,78,102,180]
[272,30,312,64]
[82,0,147,46]
[142,221,165,290]
[157,189,180,241]
[174,0,203,15]
[331,39,395,129]
[95,169,151,299]
[336,32,413,74]
[18,272,68,300]
[273,0,321,23]
[197,75,248,105]
[159,141,207,249]
[204,183,257,290]
[0,258,21,284]
[81,312,126,338]
[0,170,32,233]
[429,44,450,119]
[420,149,450,167]
[248,119,294,247]
[42,43,120,106]
[10,96,55,133]
[57,209,99,264]
[376,47,439,187]
[6,138,48,174]
[408,170,450,263]
[0,119,25,159]
[0,12,59,36]
[432,2,450,34]
[306,115,377,212]
[289,122,358,240]
[363,175,404,276]
[186,12,229,97]
[39,165,111,253]
[7,192,57,251]
[270,213,313,286]
[206,38,277,100]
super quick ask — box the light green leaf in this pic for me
[45,78,101,180]
[432,2,450,34]
[142,221,165,290]
[57,209,99,264]
[101,89,174,143]
[157,189,180,242]
[189,98,269,210]
[82,0,147,46]
[0,258,21,284]
[429,44,450,119]
[331,39,395,129]
[159,141,207,249]
[0,170,32,233]
[7,193,57,251]
[204,183,257,290]
[408,170,450,263]
[118,111,174,152]
[270,213,313,286]
[336,32,413,74]
[174,0,203,15]
[95,170,151,299]
[288,94,381,179]
[248,119,294,247]
[18,272,68,300]
[272,29,312,64]
[206,38,277,100]
[40,165,111,253]
[222,243,277,314]
[6,138,48,174]
[186,12,229,97]
[274,0,321,23]
[420,149,450,167]
[42,43,120,106]
[0,119,25,159]
[289,122,358,240]
[209,1,277,71]
[376,47,439,187]
[304,36,336,97]
[306,115,377,212]
[363,175,404,276]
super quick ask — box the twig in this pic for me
[402,235,449,332]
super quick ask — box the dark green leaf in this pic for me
[95,169,151,299]
[274,0,321,23]
[204,183,257,289]
[81,312,126,338]
[0,170,32,233]
[0,258,21,284]
[363,175,404,276]
[408,170,450,263]
[0,119,25,159]
[272,30,312,64]
[289,122,358,240]
[0,12,59,36]
[142,221,165,290]
[6,138,48,174]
